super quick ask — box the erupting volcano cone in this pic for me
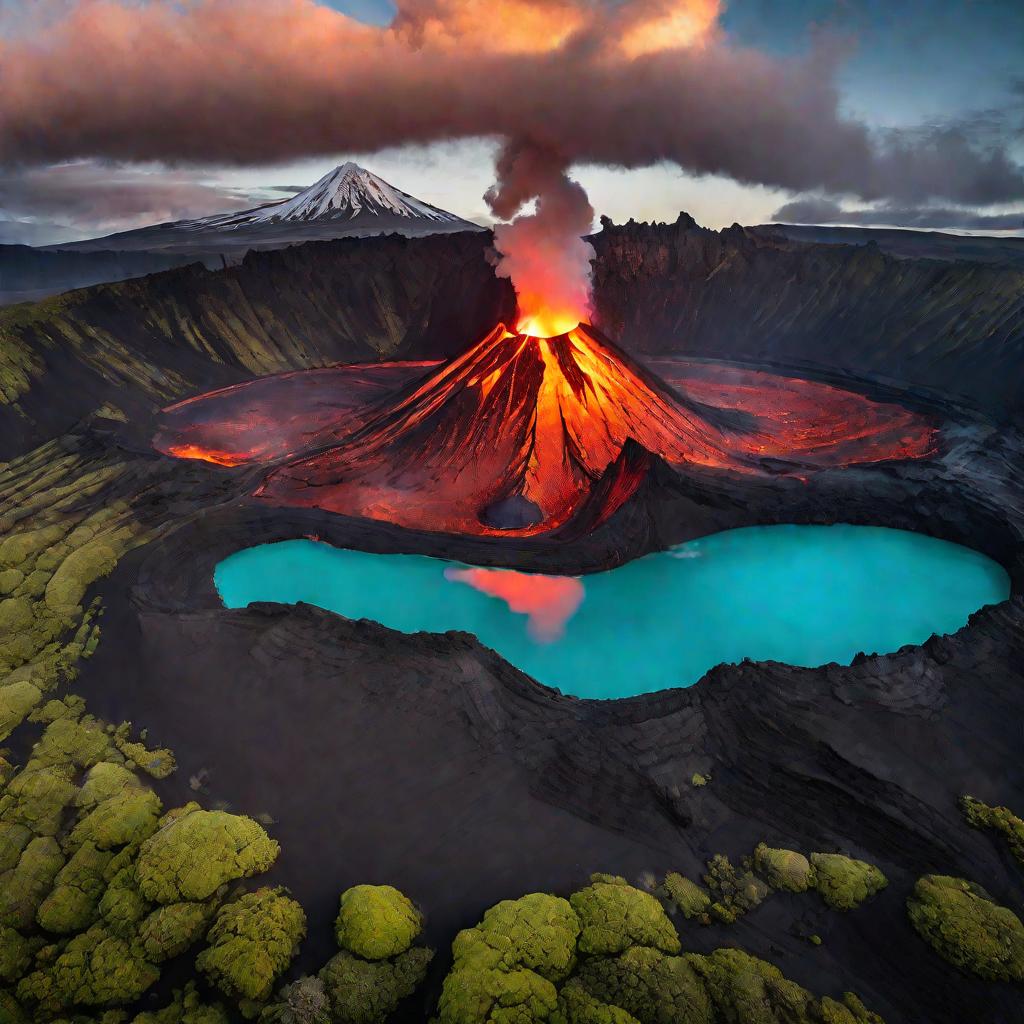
[256,322,746,535]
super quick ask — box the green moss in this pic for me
[570,877,680,957]
[130,982,229,1024]
[0,680,43,742]
[437,893,581,1024]
[138,900,215,963]
[136,804,279,903]
[44,541,118,614]
[577,946,712,1024]
[112,734,176,781]
[32,716,114,770]
[753,844,814,894]
[473,893,580,982]
[0,526,65,570]
[0,925,35,983]
[689,947,815,1022]
[702,855,770,923]
[0,568,24,595]
[98,862,152,938]
[317,947,433,1024]
[961,796,1024,867]
[335,884,423,961]
[258,976,331,1024]
[16,922,159,1011]
[662,873,710,922]
[0,836,65,928]
[810,854,887,911]
[906,874,1024,982]
[0,822,32,872]
[36,841,114,934]
[70,786,162,853]
[0,986,29,1024]
[557,977,641,1024]
[196,887,306,1005]
[818,993,885,1024]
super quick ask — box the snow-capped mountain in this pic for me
[198,163,467,228]
[55,163,481,256]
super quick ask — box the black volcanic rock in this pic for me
[480,495,544,529]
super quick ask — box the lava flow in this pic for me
[157,321,938,537]
[255,322,749,534]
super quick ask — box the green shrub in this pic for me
[318,947,434,1024]
[570,877,680,956]
[437,893,581,1024]
[0,836,65,929]
[961,796,1024,867]
[16,922,159,1011]
[662,873,710,921]
[0,925,35,984]
[131,981,230,1024]
[259,975,331,1024]
[335,884,423,960]
[557,977,642,1024]
[70,784,163,851]
[196,887,306,1004]
[702,855,771,923]
[36,841,113,934]
[689,947,815,1022]
[810,854,887,911]
[99,860,152,938]
[44,540,118,613]
[907,874,1024,982]
[136,804,279,903]
[577,946,712,1024]
[753,844,814,893]
[138,900,215,962]
[0,680,43,742]
[0,822,32,872]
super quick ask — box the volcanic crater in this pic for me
[3,220,1023,1023]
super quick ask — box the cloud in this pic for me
[771,195,1024,232]
[0,218,77,245]
[0,162,258,237]
[0,0,1020,208]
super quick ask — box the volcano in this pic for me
[157,321,937,537]
[257,323,753,534]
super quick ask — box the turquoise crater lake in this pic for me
[214,526,1010,700]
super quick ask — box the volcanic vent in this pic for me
[256,323,746,535]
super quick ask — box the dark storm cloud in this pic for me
[772,195,1024,232]
[1,0,1022,208]
[0,163,256,232]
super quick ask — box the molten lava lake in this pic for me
[213,526,1009,699]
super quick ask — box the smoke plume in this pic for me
[3,0,1023,315]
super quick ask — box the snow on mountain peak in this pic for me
[216,163,465,227]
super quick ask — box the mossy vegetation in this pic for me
[809,854,888,912]
[334,884,423,961]
[436,876,884,1024]
[961,796,1024,868]
[752,844,814,893]
[907,874,1024,982]
[196,887,306,1007]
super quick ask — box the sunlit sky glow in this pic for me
[1,0,1022,242]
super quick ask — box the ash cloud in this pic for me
[1,0,1022,209]
[772,195,1024,233]
[0,162,257,239]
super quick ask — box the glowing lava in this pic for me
[255,322,744,534]
[156,320,938,538]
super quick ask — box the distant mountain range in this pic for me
[51,163,481,257]
[0,164,481,305]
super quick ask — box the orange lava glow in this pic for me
[517,313,582,339]
[165,443,247,467]
[444,567,584,642]
[157,321,938,538]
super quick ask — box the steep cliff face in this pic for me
[3,219,1023,459]
[591,218,1024,419]
[0,231,511,458]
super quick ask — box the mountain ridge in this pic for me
[49,162,482,255]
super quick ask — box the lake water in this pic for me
[214,525,1010,699]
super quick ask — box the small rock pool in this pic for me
[214,525,1010,699]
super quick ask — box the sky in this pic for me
[1,0,1022,244]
